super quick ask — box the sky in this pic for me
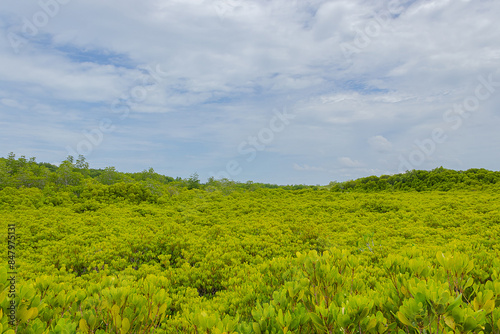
[0,0,499,185]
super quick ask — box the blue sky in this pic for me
[1,0,499,185]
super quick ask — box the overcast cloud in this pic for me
[1,0,499,184]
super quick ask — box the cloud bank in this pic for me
[1,0,499,184]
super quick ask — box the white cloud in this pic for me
[368,135,393,152]
[338,157,362,168]
[1,98,26,109]
[293,163,327,172]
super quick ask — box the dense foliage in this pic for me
[0,153,499,333]
[328,168,500,192]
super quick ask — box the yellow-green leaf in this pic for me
[88,313,97,327]
[111,304,120,318]
[444,316,455,330]
[28,307,38,319]
[483,299,494,314]
[396,312,412,327]
[367,317,378,331]
[79,319,89,332]
[114,314,122,329]
[158,303,167,315]
[17,306,30,322]
[0,290,6,304]
[464,277,474,289]
[121,317,130,334]
[252,322,262,334]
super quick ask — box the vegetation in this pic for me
[0,153,499,333]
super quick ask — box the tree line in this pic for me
[1,153,499,197]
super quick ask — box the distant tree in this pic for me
[187,173,200,190]
[0,158,10,188]
[38,162,58,172]
[97,167,125,185]
[52,158,83,187]
[75,155,89,171]
[5,152,18,175]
